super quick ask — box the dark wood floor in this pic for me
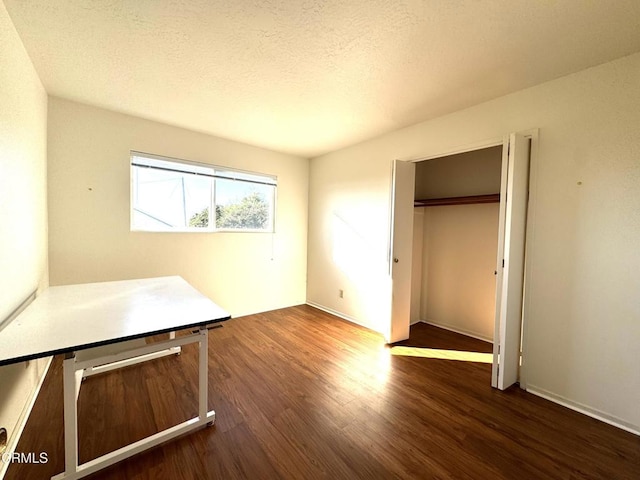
[7,305,640,479]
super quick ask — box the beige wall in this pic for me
[307,52,640,431]
[419,204,499,342]
[0,1,49,467]
[47,98,309,317]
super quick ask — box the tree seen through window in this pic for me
[188,191,269,230]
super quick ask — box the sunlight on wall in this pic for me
[331,211,377,279]
[331,210,392,334]
[390,346,493,364]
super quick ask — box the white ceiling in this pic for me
[5,1,640,158]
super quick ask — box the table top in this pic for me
[0,276,230,366]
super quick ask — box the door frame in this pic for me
[390,129,539,389]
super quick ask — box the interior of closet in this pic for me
[410,145,503,343]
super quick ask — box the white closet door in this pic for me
[388,159,416,343]
[492,133,531,389]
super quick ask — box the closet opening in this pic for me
[389,132,534,390]
[402,146,501,368]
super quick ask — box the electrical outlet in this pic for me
[339,289,344,299]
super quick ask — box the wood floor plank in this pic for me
[6,305,640,479]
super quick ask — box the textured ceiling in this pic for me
[4,0,640,158]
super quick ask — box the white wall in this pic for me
[47,98,308,317]
[419,204,499,342]
[307,150,392,332]
[0,1,49,469]
[307,52,640,431]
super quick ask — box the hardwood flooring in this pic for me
[6,305,640,479]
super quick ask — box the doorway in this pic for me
[389,132,535,390]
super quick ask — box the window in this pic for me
[131,152,276,232]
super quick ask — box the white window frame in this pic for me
[130,151,277,233]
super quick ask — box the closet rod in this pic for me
[414,193,500,207]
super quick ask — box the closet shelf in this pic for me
[414,194,500,207]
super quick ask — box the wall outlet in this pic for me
[339,289,344,298]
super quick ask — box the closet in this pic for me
[410,145,502,344]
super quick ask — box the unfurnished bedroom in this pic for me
[1,1,639,479]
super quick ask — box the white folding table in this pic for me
[0,276,230,480]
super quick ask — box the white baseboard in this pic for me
[305,302,382,334]
[421,320,493,344]
[526,385,639,437]
[0,356,53,480]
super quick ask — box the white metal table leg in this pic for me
[198,327,210,423]
[62,353,79,478]
[53,329,216,480]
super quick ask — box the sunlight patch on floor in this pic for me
[390,346,493,363]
